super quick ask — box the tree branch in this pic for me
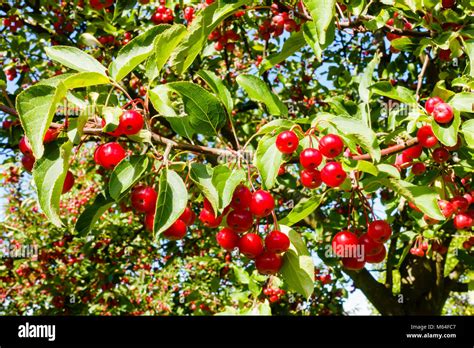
[351,137,419,161]
[344,268,405,315]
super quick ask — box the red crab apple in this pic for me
[216,228,239,251]
[131,185,157,213]
[255,252,282,275]
[238,233,264,259]
[249,190,275,217]
[226,209,253,232]
[358,233,383,256]
[332,230,359,257]
[417,125,438,148]
[62,171,75,194]
[276,130,299,154]
[364,245,386,263]
[163,219,187,240]
[230,184,252,210]
[367,220,392,243]
[425,96,443,115]
[341,257,365,270]
[300,169,322,189]
[94,142,126,169]
[265,230,290,253]
[321,162,347,187]
[299,148,323,169]
[432,103,453,124]
[318,134,344,158]
[432,147,450,163]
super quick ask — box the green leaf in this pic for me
[33,141,73,227]
[166,82,227,136]
[16,84,65,159]
[390,37,419,52]
[232,265,250,284]
[108,155,150,201]
[61,72,110,89]
[66,108,89,145]
[189,163,245,214]
[255,132,283,190]
[344,159,379,176]
[302,0,336,46]
[302,22,322,60]
[464,40,474,77]
[449,92,474,113]
[189,163,219,214]
[146,24,188,81]
[461,119,474,148]
[75,193,114,235]
[45,46,107,76]
[102,106,123,133]
[197,70,233,114]
[317,114,381,161]
[359,53,380,103]
[370,81,417,104]
[109,25,170,81]
[383,178,445,220]
[431,110,461,147]
[236,74,288,116]
[213,166,246,212]
[170,0,250,74]
[258,31,306,74]
[256,119,294,135]
[280,225,315,299]
[279,192,327,226]
[154,169,188,235]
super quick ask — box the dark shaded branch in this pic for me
[344,268,405,315]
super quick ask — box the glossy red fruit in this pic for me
[256,252,282,275]
[412,162,426,175]
[163,219,187,240]
[453,213,473,230]
[230,184,252,210]
[265,230,290,253]
[331,230,359,257]
[226,209,253,232]
[299,148,323,169]
[341,257,365,270]
[119,110,144,135]
[451,196,469,213]
[438,200,455,218]
[367,220,392,243]
[276,130,299,154]
[321,162,347,187]
[238,233,264,259]
[249,190,275,217]
[43,128,59,143]
[179,206,196,226]
[417,125,438,148]
[144,212,154,231]
[359,233,383,256]
[216,228,240,251]
[300,169,322,189]
[94,142,126,169]
[318,134,344,158]
[131,185,157,213]
[364,245,386,264]
[432,147,450,163]
[425,96,443,115]
[402,144,423,161]
[432,103,453,124]
[199,208,223,228]
[442,0,456,8]
[21,155,35,172]
[62,171,75,194]
[19,136,33,156]
[439,49,451,61]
